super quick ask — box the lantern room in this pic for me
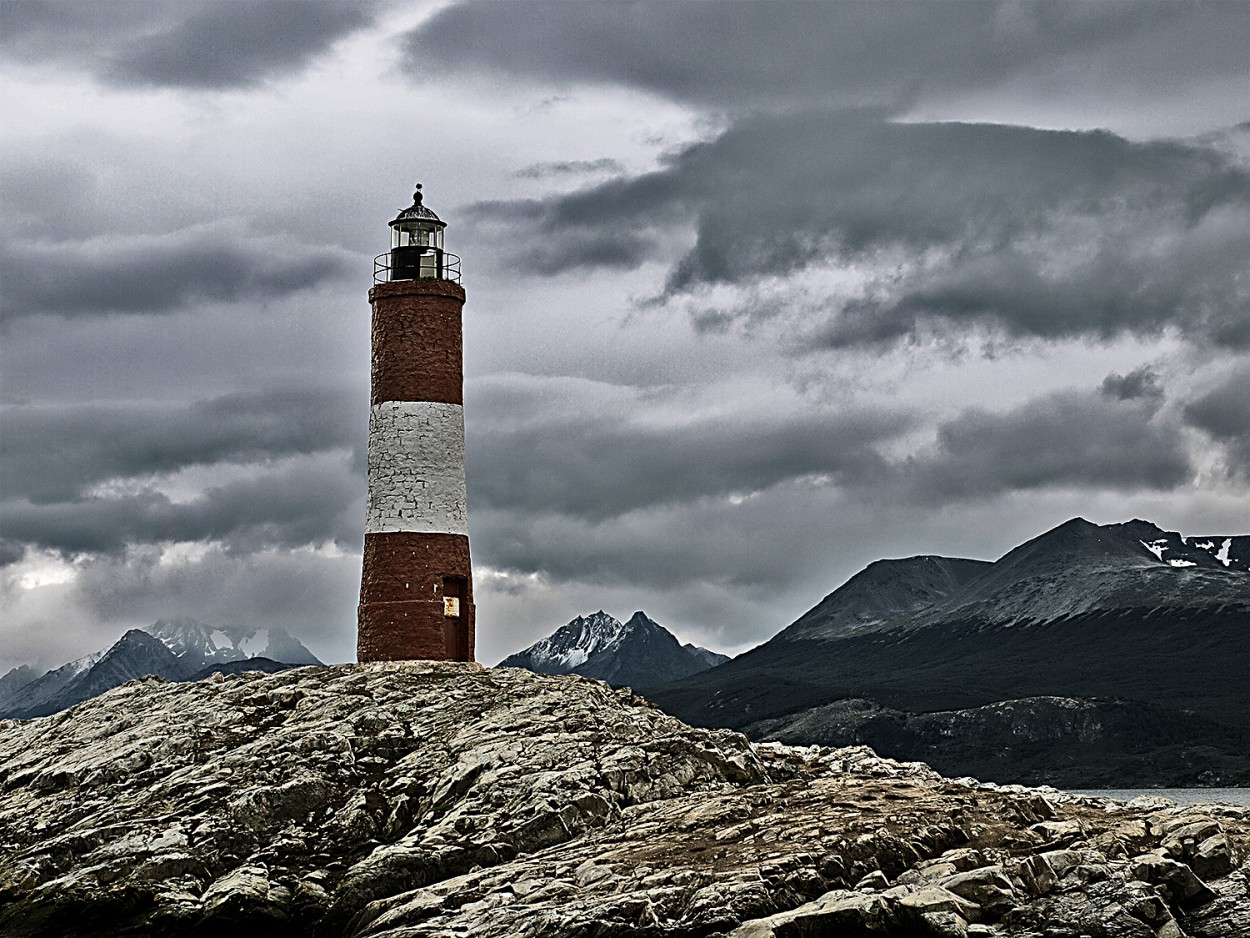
[377,183,461,283]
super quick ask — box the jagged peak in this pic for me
[114,629,167,648]
[499,609,728,686]
[501,611,629,672]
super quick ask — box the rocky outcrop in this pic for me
[0,663,1246,937]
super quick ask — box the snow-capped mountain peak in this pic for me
[514,611,628,671]
[148,618,321,670]
[1,618,323,719]
[499,610,729,689]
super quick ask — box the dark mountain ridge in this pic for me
[926,518,1247,628]
[778,554,992,642]
[647,517,1250,786]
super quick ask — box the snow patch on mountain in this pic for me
[1,619,323,719]
[148,618,322,670]
[500,610,729,688]
[519,611,629,671]
[1134,526,1249,572]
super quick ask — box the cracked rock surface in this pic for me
[0,662,1246,937]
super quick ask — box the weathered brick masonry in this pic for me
[369,280,465,406]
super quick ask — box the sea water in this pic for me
[1070,788,1250,807]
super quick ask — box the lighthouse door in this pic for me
[442,576,468,660]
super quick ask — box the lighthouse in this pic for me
[358,184,474,662]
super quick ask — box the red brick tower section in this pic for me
[358,187,474,662]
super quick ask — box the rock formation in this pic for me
[0,663,1245,937]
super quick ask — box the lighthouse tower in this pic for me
[358,184,474,662]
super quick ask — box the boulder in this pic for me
[1191,832,1234,878]
[899,884,982,922]
[941,866,1018,919]
[728,890,933,937]
[1127,852,1216,907]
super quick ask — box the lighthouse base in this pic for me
[358,598,474,662]
[358,531,475,662]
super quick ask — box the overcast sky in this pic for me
[2,0,1247,672]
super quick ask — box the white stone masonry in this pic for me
[365,400,468,535]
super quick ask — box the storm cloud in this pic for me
[466,377,911,521]
[3,454,360,556]
[405,1,1248,118]
[1,228,354,321]
[1101,367,1164,403]
[1,0,378,89]
[472,112,1249,350]
[1182,366,1250,483]
[2,2,1245,669]
[907,388,1193,504]
[3,388,361,503]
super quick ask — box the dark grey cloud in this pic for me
[1100,366,1164,402]
[1183,367,1250,441]
[472,111,1249,349]
[1182,366,1250,482]
[909,388,1191,503]
[471,493,837,595]
[0,158,98,240]
[0,540,24,568]
[2,457,360,556]
[3,388,361,504]
[464,380,1197,600]
[457,372,1201,610]
[0,229,354,321]
[1,0,377,90]
[466,383,910,521]
[512,159,625,180]
[820,199,1249,350]
[404,1,1247,115]
[465,183,683,275]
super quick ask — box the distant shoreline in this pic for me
[1070,788,1250,807]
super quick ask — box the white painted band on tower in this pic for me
[365,400,468,535]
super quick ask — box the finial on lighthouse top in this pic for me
[413,183,423,205]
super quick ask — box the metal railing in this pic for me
[374,251,461,284]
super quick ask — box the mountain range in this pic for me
[0,617,322,719]
[647,518,1250,787]
[499,610,729,688]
